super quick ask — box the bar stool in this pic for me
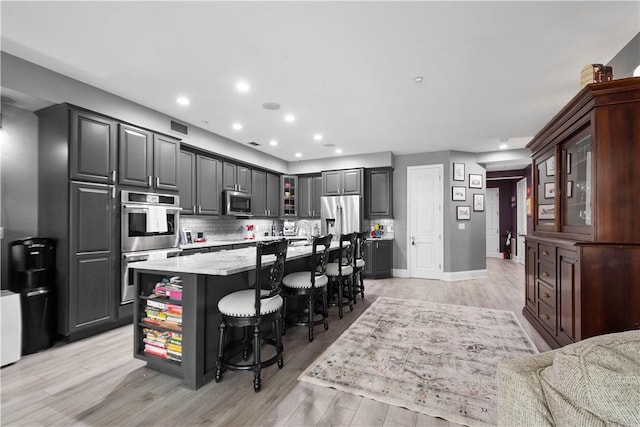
[281,234,333,342]
[353,231,368,301]
[325,232,356,319]
[215,239,288,392]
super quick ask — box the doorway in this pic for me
[485,187,500,258]
[407,165,443,279]
[516,178,527,264]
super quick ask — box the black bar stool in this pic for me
[325,232,356,319]
[281,234,333,342]
[353,231,368,301]
[215,239,288,392]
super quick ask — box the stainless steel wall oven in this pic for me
[120,190,182,303]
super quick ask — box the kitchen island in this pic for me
[132,241,338,390]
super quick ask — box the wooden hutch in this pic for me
[524,77,640,349]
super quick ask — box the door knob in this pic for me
[411,236,415,245]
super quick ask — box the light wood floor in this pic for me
[1,258,550,426]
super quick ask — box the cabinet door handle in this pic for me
[112,187,116,199]
[198,205,202,214]
[543,293,550,299]
[542,251,549,256]
[155,176,160,187]
[147,176,152,187]
[542,314,550,320]
[542,272,550,277]
[193,205,196,214]
[111,170,116,183]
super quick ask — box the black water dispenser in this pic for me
[9,237,56,355]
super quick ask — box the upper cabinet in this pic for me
[281,175,298,217]
[223,161,251,193]
[252,170,279,217]
[299,175,323,218]
[365,167,393,218]
[529,78,640,243]
[179,150,222,215]
[69,109,117,184]
[118,124,179,191]
[322,168,363,196]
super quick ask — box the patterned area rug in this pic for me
[299,297,538,426]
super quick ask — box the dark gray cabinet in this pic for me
[38,104,127,341]
[322,168,363,196]
[69,109,117,184]
[299,175,322,218]
[196,155,222,215]
[252,170,279,217]
[223,161,251,193]
[364,239,393,278]
[69,182,116,331]
[179,151,222,215]
[118,123,179,191]
[178,151,196,214]
[366,167,393,218]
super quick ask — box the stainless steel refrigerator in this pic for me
[320,195,363,238]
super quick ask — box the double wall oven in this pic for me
[120,190,182,304]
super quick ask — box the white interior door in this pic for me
[516,178,527,264]
[407,165,443,279]
[485,188,500,258]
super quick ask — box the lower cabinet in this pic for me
[364,239,393,279]
[523,236,640,349]
[67,181,118,338]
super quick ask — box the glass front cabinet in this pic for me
[525,77,640,349]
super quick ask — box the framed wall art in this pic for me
[544,182,555,198]
[453,163,465,181]
[469,174,483,189]
[457,205,471,220]
[452,186,466,201]
[473,194,484,212]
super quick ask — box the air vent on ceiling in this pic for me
[247,141,260,146]
[170,120,189,136]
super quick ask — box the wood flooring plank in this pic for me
[351,397,389,426]
[383,404,418,426]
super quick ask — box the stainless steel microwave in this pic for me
[224,190,252,216]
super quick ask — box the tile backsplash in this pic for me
[180,216,393,241]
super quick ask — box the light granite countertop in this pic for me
[134,240,339,276]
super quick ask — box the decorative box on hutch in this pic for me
[523,77,640,349]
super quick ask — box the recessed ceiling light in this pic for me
[415,76,423,83]
[284,114,295,123]
[313,133,323,141]
[263,102,281,110]
[236,81,250,93]
[176,96,190,106]
[232,122,243,130]
[270,139,278,146]
[499,144,509,150]
[294,152,302,158]
[335,148,343,154]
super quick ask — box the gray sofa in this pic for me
[497,330,640,426]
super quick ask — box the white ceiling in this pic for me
[1,1,638,168]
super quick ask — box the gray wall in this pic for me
[393,151,486,273]
[607,32,639,78]
[1,103,39,290]
[1,52,289,174]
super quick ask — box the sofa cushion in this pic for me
[539,330,640,426]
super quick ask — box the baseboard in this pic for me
[442,269,488,281]
[392,268,409,278]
